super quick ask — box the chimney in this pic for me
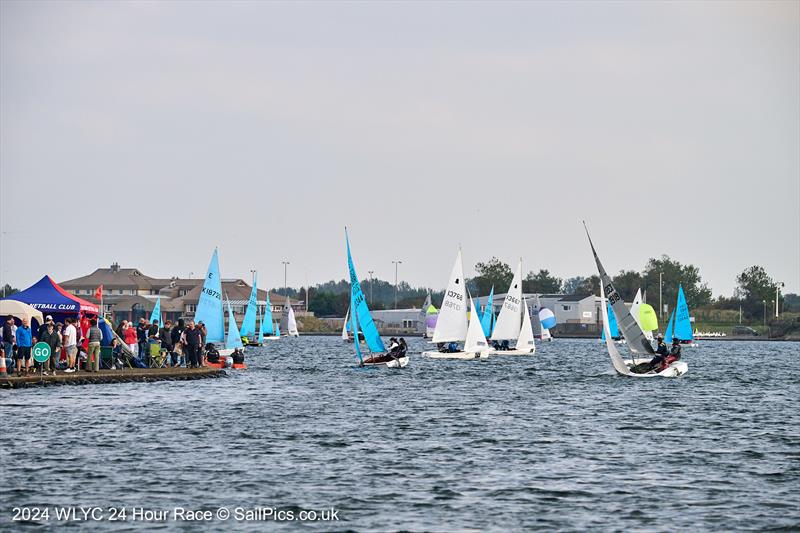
[111,262,120,273]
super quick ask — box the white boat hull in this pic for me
[489,349,535,356]
[218,348,235,357]
[261,335,281,340]
[363,356,409,368]
[622,358,688,378]
[422,350,490,360]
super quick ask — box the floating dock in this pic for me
[0,367,226,389]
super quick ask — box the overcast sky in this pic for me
[1,1,798,297]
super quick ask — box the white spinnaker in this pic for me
[601,284,631,376]
[516,299,536,353]
[464,296,490,354]
[491,259,523,341]
[432,249,468,343]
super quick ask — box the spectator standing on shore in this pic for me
[38,320,61,375]
[170,319,185,367]
[15,318,32,374]
[136,318,148,360]
[85,319,102,372]
[116,319,128,340]
[55,323,64,367]
[197,321,207,365]
[123,322,138,356]
[160,320,173,365]
[63,318,78,373]
[181,321,202,368]
[2,316,14,364]
[148,320,160,340]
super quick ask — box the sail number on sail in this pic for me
[504,295,520,311]
[605,283,621,305]
[202,287,221,299]
[444,289,463,310]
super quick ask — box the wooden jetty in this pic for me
[0,367,226,389]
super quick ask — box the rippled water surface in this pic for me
[2,338,799,531]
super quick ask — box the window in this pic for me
[186,305,196,313]
[118,289,124,295]
[129,289,135,295]
[402,319,415,329]
[562,305,571,311]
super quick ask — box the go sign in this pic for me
[32,342,51,363]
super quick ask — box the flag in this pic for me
[94,285,103,300]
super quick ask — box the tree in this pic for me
[577,275,601,295]
[1,284,19,298]
[563,277,585,295]
[611,270,643,302]
[471,258,513,296]
[522,269,563,294]
[641,255,712,312]
[735,266,777,319]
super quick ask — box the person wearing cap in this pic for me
[38,320,61,375]
[640,334,668,373]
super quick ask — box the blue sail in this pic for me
[261,293,274,336]
[240,273,258,337]
[664,309,676,344]
[345,229,386,353]
[225,299,244,350]
[195,249,224,343]
[673,285,693,341]
[480,287,494,337]
[350,295,363,364]
[149,296,162,326]
[257,305,264,343]
[601,301,620,340]
[275,323,280,337]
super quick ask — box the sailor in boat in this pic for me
[437,342,459,353]
[661,338,682,370]
[631,334,668,373]
[205,343,221,365]
[491,340,510,351]
[231,348,246,368]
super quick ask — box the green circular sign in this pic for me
[32,342,51,363]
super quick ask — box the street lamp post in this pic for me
[368,270,374,305]
[763,299,767,327]
[392,261,402,309]
[281,261,290,294]
[776,282,784,317]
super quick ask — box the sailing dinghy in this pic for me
[240,273,261,346]
[285,296,300,337]
[345,229,408,368]
[194,248,240,357]
[260,292,280,340]
[585,223,687,377]
[664,285,698,347]
[489,260,535,355]
[422,249,490,360]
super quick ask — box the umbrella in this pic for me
[0,299,44,325]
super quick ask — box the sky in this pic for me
[1,1,798,297]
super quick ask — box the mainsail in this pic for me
[195,249,225,343]
[432,249,468,343]
[286,298,299,337]
[345,229,385,353]
[149,296,162,326]
[665,285,693,343]
[261,292,274,336]
[464,296,489,354]
[584,225,654,355]
[491,260,523,341]
[516,298,536,352]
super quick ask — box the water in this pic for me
[2,338,798,531]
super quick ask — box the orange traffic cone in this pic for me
[0,350,7,376]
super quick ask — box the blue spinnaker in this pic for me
[225,299,244,350]
[480,287,494,337]
[345,229,386,354]
[149,296,162,326]
[195,249,224,343]
[240,273,258,337]
[601,301,620,340]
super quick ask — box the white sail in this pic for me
[464,296,490,354]
[286,296,299,336]
[515,299,536,353]
[601,284,631,376]
[630,288,653,340]
[432,249,468,343]
[342,310,349,340]
[491,259,523,341]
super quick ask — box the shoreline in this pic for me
[0,367,226,389]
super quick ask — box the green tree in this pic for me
[611,270,643,302]
[471,258,513,296]
[522,269,563,294]
[641,255,712,312]
[735,266,777,319]
[0,284,19,298]
[563,276,585,294]
[577,275,601,295]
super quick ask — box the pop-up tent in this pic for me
[0,299,44,326]
[4,276,99,328]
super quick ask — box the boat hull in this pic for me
[489,349,535,356]
[362,356,409,368]
[622,358,688,378]
[422,351,489,360]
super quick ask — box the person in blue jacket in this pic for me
[15,318,32,374]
